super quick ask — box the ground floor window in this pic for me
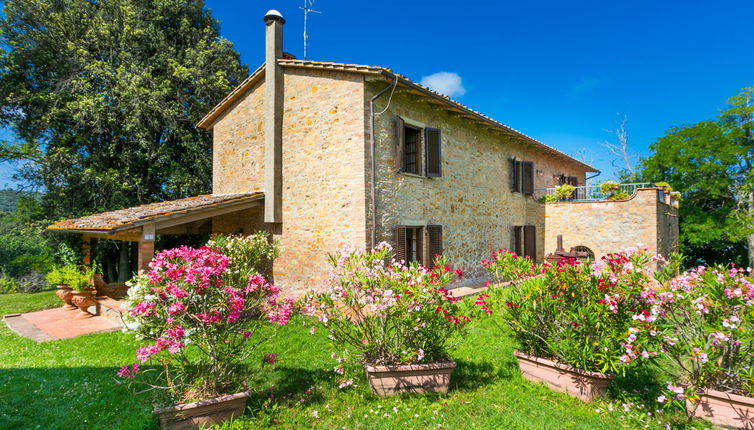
[393,225,443,266]
[512,225,537,260]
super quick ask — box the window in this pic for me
[394,116,442,177]
[512,225,537,260]
[510,159,534,195]
[404,125,421,174]
[393,225,443,266]
[558,174,579,200]
[573,245,595,259]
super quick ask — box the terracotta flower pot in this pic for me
[686,388,754,429]
[71,289,97,318]
[55,284,76,310]
[153,391,250,430]
[513,351,614,402]
[363,361,456,397]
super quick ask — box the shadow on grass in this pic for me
[0,366,157,429]
[245,366,330,415]
[451,358,516,391]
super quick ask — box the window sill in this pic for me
[398,172,427,179]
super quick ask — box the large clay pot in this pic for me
[513,351,614,402]
[153,391,250,430]
[55,284,76,310]
[71,289,97,318]
[363,361,456,397]
[687,388,754,429]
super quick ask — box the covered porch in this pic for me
[47,192,265,300]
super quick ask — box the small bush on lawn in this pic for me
[120,245,294,403]
[206,232,279,285]
[309,242,469,377]
[625,264,754,407]
[476,247,663,374]
[481,248,538,283]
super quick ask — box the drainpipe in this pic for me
[369,75,398,249]
[586,170,601,183]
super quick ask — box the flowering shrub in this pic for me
[625,265,754,406]
[482,248,538,283]
[310,243,469,367]
[476,247,661,373]
[120,245,294,401]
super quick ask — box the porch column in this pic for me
[82,236,91,267]
[137,224,156,272]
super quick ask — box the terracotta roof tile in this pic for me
[47,192,263,233]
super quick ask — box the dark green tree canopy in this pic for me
[638,87,753,266]
[0,0,248,219]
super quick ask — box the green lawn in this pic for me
[0,293,706,429]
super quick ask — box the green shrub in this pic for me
[0,276,18,294]
[46,266,66,286]
[553,184,575,200]
[607,191,630,201]
[206,232,279,286]
[599,180,620,194]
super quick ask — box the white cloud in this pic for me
[420,72,466,97]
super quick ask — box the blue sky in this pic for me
[2,0,752,185]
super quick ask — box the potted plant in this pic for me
[310,242,469,397]
[627,264,754,428]
[67,265,97,317]
[118,244,293,429]
[475,247,660,402]
[47,265,75,309]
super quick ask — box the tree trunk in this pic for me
[749,233,754,269]
[117,242,130,282]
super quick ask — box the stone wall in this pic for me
[368,80,590,282]
[210,68,368,295]
[543,187,679,259]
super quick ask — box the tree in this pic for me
[601,113,636,180]
[638,88,754,267]
[0,0,248,218]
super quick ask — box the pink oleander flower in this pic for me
[264,353,277,365]
[167,302,185,315]
[117,363,140,379]
[130,301,155,317]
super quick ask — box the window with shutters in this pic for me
[394,116,441,177]
[512,225,537,260]
[393,225,443,266]
[509,158,534,195]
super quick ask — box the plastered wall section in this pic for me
[368,82,589,281]
[543,188,680,259]
[210,69,368,295]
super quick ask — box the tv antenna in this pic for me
[299,0,321,60]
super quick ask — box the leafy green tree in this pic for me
[638,88,754,267]
[0,0,248,218]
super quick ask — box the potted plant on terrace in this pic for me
[47,265,75,309]
[119,245,294,429]
[310,242,469,397]
[68,264,97,317]
[626,264,754,428]
[475,247,660,402]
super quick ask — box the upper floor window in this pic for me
[510,158,534,195]
[394,116,442,177]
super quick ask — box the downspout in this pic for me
[586,170,601,183]
[369,75,398,249]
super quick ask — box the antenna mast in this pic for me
[299,0,321,60]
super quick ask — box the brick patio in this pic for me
[3,306,122,342]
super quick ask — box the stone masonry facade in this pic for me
[211,67,367,295]
[367,79,590,282]
[543,187,679,260]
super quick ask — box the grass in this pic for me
[0,290,61,316]
[0,293,707,429]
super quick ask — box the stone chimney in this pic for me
[263,10,284,223]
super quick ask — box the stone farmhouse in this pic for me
[48,10,679,296]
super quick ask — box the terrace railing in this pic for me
[533,182,652,202]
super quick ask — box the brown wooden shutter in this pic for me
[415,227,424,265]
[426,225,443,267]
[513,225,523,256]
[394,116,405,172]
[522,161,534,195]
[425,128,442,177]
[524,225,536,260]
[510,159,520,192]
[393,226,407,262]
